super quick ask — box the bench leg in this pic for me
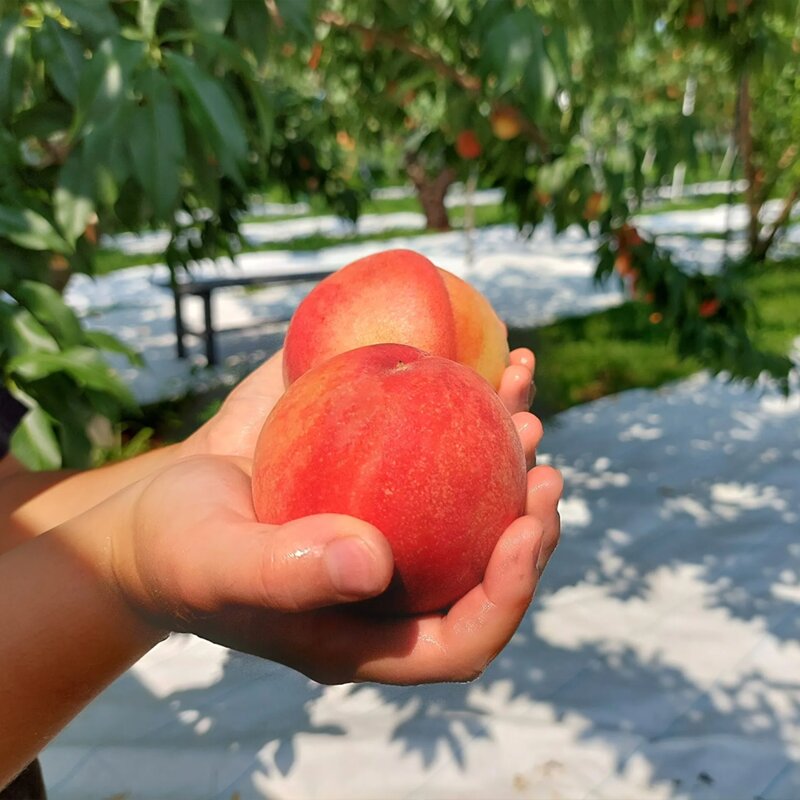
[201,290,217,366]
[173,289,186,359]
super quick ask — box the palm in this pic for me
[128,454,561,686]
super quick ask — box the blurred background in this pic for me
[1,0,797,465]
[2,1,799,798]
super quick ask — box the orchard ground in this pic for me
[43,195,800,799]
[67,191,800,416]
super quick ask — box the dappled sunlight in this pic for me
[47,200,800,798]
[65,220,623,405]
[43,352,800,798]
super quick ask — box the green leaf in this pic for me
[0,17,28,121]
[276,0,313,40]
[231,0,271,64]
[8,347,136,409]
[81,104,134,191]
[74,36,144,135]
[35,17,84,104]
[186,0,232,36]
[0,126,17,177]
[523,47,557,117]
[55,0,120,42]
[184,130,220,213]
[6,306,60,355]
[137,0,165,39]
[542,24,571,86]
[164,51,248,184]
[483,10,541,93]
[54,153,96,245]
[194,30,254,74]
[12,100,72,140]
[58,420,93,469]
[10,406,62,470]
[9,280,83,347]
[128,70,185,219]
[248,78,275,153]
[0,205,71,253]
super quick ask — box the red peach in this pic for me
[455,129,482,160]
[252,344,528,615]
[283,249,510,389]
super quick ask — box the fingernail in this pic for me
[527,380,537,409]
[325,536,383,596]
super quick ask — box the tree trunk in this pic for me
[736,73,763,256]
[405,158,456,231]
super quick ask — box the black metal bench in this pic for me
[156,269,334,366]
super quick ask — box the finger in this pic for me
[498,363,535,414]
[214,513,394,613]
[525,465,563,573]
[220,349,286,420]
[512,411,543,469]
[432,516,543,676]
[296,517,545,686]
[508,348,537,411]
[509,347,536,376]
[227,348,284,399]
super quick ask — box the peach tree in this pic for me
[0,0,358,467]
[292,0,796,388]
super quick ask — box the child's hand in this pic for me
[499,347,536,415]
[181,348,286,459]
[112,448,560,686]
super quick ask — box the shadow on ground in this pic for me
[43,363,800,799]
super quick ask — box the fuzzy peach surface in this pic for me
[253,344,527,615]
[283,248,510,389]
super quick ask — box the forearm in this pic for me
[0,444,180,554]
[0,500,165,787]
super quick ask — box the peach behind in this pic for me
[283,249,509,389]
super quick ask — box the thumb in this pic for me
[218,514,395,613]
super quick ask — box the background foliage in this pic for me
[1,0,798,467]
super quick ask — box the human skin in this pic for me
[0,347,537,551]
[0,442,561,789]
[0,396,561,786]
[0,345,548,786]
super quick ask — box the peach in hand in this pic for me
[252,343,527,616]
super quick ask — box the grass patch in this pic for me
[509,303,701,419]
[637,192,740,215]
[93,202,515,275]
[510,258,800,420]
[93,248,164,274]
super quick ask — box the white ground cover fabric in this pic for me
[66,203,799,407]
[41,365,800,799]
[65,221,622,405]
[41,203,800,798]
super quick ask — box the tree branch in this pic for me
[319,10,480,92]
[318,10,549,153]
[753,184,800,261]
